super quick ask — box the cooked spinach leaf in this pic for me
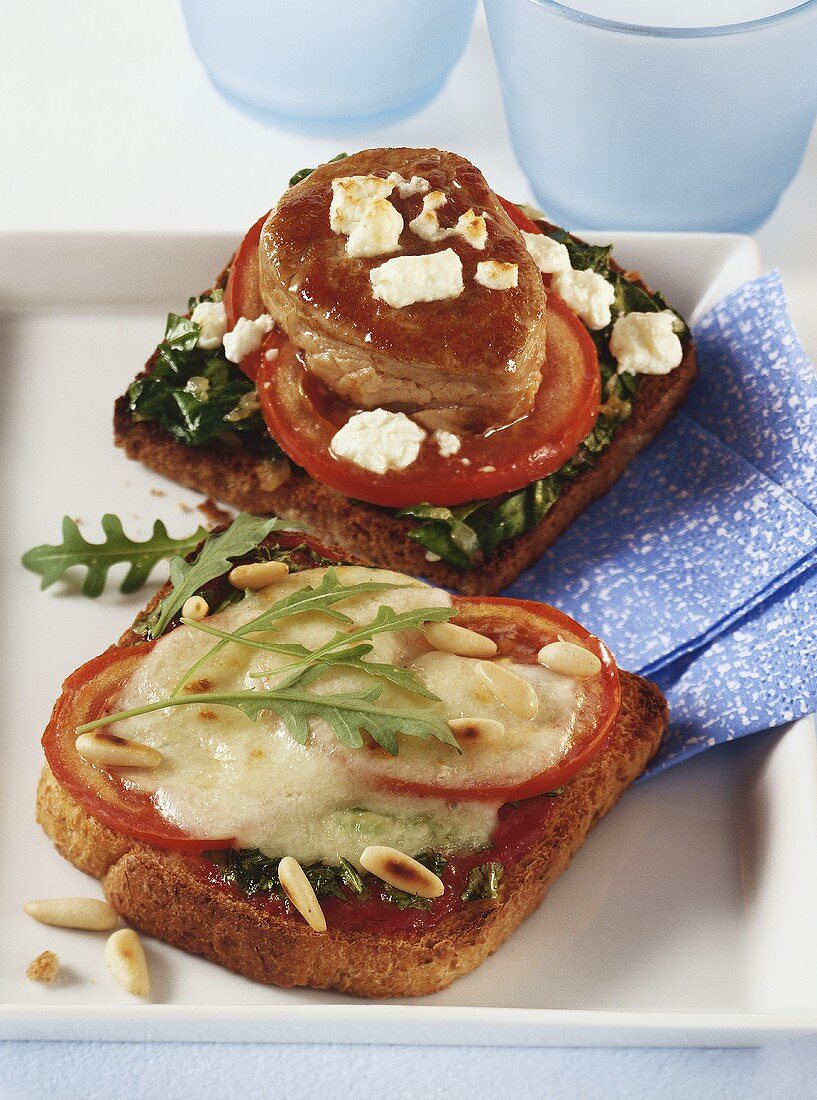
[128,298,278,449]
[288,152,348,188]
[461,861,504,902]
[208,850,370,903]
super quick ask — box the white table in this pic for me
[2,3,816,1096]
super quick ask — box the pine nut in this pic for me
[476,661,539,720]
[75,732,162,769]
[181,595,209,621]
[423,620,497,658]
[277,857,327,932]
[360,846,444,899]
[24,897,118,931]
[26,950,60,984]
[449,717,505,747]
[537,641,602,678]
[105,928,150,996]
[228,560,290,590]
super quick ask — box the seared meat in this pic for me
[259,148,547,432]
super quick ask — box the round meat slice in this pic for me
[259,147,548,433]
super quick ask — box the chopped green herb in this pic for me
[128,299,278,449]
[21,515,209,598]
[288,152,348,188]
[461,862,504,902]
[208,849,369,902]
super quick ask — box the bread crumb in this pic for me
[198,499,233,527]
[150,487,166,498]
[27,950,59,983]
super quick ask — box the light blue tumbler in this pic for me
[484,0,817,230]
[180,0,477,134]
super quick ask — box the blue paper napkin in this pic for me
[506,271,817,776]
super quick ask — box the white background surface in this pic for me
[2,1,817,1096]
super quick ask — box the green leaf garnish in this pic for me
[77,682,458,756]
[169,566,423,696]
[288,151,348,188]
[21,515,210,598]
[149,512,279,637]
[461,861,504,902]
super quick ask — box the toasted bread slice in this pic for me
[114,340,694,596]
[38,555,666,1002]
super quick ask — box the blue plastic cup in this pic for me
[484,0,817,230]
[179,0,477,134]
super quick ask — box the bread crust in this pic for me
[36,670,666,998]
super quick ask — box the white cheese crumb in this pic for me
[370,249,464,309]
[424,551,442,562]
[610,310,684,375]
[331,409,427,475]
[345,196,403,258]
[522,232,571,275]
[552,268,615,330]
[222,314,274,363]
[330,175,404,258]
[386,172,430,198]
[409,192,487,250]
[433,429,461,457]
[191,300,228,349]
[409,190,448,241]
[475,260,518,291]
[329,175,395,235]
[264,346,279,361]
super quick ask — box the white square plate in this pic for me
[1,231,816,1046]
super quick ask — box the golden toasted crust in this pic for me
[36,670,665,998]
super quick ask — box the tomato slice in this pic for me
[350,595,620,802]
[42,644,233,852]
[224,210,270,382]
[499,195,543,236]
[256,293,599,508]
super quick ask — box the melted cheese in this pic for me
[114,567,586,865]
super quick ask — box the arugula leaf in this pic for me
[149,513,279,637]
[461,861,504,902]
[21,515,210,598]
[128,303,277,449]
[288,151,348,188]
[171,567,418,695]
[78,678,459,755]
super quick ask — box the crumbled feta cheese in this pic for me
[345,196,403,258]
[264,346,279,361]
[610,310,684,375]
[409,193,487,250]
[370,249,464,309]
[522,232,571,275]
[330,409,426,475]
[475,260,518,291]
[409,191,448,241]
[386,172,430,198]
[329,175,395,235]
[191,300,228,349]
[424,551,442,562]
[552,268,615,330]
[330,175,404,258]
[225,391,260,422]
[454,208,488,250]
[222,314,274,363]
[433,429,461,457]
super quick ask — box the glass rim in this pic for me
[522,0,817,37]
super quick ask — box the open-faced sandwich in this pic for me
[115,147,696,595]
[37,520,667,996]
